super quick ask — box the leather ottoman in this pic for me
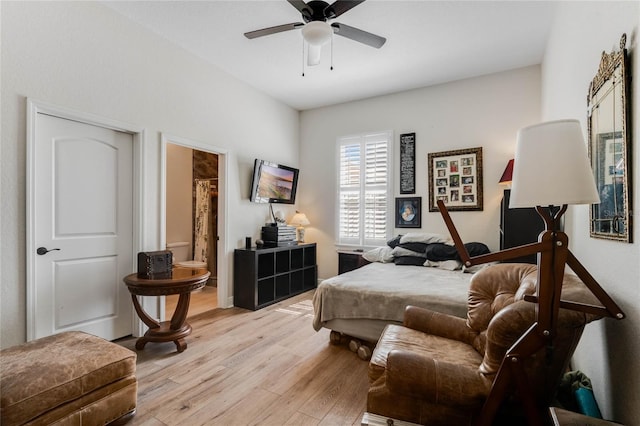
[1,331,137,425]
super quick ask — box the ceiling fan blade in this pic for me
[331,22,386,48]
[307,43,322,66]
[244,22,304,39]
[287,0,312,18]
[325,0,365,19]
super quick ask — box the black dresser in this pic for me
[500,189,545,264]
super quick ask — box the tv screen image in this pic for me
[250,159,299,204]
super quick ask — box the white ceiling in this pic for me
[101,0,557,111]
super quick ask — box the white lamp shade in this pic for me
[289,212,310,227]
[509,119,600,208]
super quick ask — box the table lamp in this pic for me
[289,211,310,243]
[499,158,514,186]
[437,119,625,425]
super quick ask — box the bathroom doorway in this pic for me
[162,134,228,320]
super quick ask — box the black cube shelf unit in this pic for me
[234,243,317,310]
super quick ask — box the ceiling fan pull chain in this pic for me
[302,39,305,77]
[330,33,334,71]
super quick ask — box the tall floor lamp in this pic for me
[438,119,625,425]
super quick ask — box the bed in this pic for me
[312,261,473,343]
[312,233,490,346]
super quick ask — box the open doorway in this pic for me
[161,134,228,321]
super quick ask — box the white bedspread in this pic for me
[312,262,472,331]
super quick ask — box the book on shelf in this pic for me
[261,225,295,233]
[262,234,296,242]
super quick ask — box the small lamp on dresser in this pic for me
[289,211,310,243]
[499,158,514,187]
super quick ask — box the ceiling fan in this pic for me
[244,0,386,66]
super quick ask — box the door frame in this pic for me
[26,98,146,341]
[160,133,230,311]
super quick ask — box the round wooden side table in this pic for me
[123,267,210,353]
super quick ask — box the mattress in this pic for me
[312,262,472,341]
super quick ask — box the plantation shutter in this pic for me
[338,132,392,246]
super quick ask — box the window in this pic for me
[337,131,393,247]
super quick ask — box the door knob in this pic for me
[37,247,60,255]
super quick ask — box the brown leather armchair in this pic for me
[367,263,603,425]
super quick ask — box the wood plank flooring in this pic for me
[116,290,370,426]
[165,285,218,319]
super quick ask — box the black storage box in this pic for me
[137,250,173,278]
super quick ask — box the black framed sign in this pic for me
[396,197,421,228]
[428,147,483,212]
[399,133,416,194]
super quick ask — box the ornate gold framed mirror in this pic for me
[588,34,632,242]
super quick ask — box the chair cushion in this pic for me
[369,324,483,383]
[1,331,136,425]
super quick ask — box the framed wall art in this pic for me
[428,147,483,212]
[399,133,416,194]
[396,197,421,228]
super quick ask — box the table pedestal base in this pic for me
[135,321,192,353]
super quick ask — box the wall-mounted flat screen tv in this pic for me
[249,159,299,204]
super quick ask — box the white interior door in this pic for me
[29,113,134,341]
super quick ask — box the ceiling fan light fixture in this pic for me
[301,21,332,46]
[307,43,323,66]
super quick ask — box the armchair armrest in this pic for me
[385,349,490,407]
[403,305,477,345]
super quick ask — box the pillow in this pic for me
[425,242,491,261]
[400,232,453,245]
[362,246,394,263]
[386,235,403,248]
[424,259,463,271]
[393,256,426,266]
[391,246,427,258]
[397,242,428,254]
[464,242,491,256]
[425,243,459,261]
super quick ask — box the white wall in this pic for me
[166,144,193,258]
[299,66,541,279]
[0,1,300,348]
[541,2,639,423]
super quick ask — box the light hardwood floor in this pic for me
[116,290,370,426]
[165,285,218,319]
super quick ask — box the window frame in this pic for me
[335,131,394,250]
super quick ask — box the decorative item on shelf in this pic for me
[499,158,514,187]
[289,211,311,243]
[268,203,288,226]
[137,250,172,279]
[437,119,625,426]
